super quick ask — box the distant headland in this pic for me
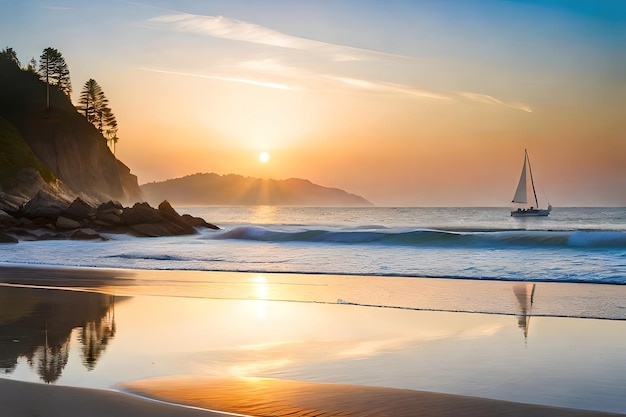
[141,173,372,207]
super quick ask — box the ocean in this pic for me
[2,206,626,413]
[1,206,625,284]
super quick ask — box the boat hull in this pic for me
[511,206,552,217]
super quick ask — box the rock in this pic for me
[70,229,107,240]
[95,212,123,225]
[0,194,220,241]
[120,202,165,226]
[129,222,191,237]
[158,200,219,230]
[2,167,46,200]
[62,198,96,221]
[0,210,18,227]
[94,201,123,225]
[181,214,220,230]
[97,200,124,214]
[0,191,28,212]
[0,231,18,243]
[18,190,71,219]
[157,200,179,218]
[56,216,81,230]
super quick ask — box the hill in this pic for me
[0,55,141,211]
[141,173,372,206]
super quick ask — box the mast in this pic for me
[525,149,539,208]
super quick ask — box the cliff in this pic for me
[0,58,141,211]
[141,173,372,206]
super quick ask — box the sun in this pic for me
[259,151,270,163]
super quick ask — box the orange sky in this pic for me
[2,1,625,206]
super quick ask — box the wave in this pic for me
[104,253,288,265]
[212,226,626,250]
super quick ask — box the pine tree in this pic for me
[0,47,20,67]
[39,47,72,108]
[79,79,107,127]
[79,78,119,152]
[26,57,37,72]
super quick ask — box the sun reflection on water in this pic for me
[253,275,268,319]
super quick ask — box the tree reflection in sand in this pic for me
[0,286,123,383]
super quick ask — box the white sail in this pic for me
[512,152,528,204]
[510,149,552,217]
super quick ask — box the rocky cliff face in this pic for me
[0,58,142,209]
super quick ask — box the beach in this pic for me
[1,377,624,417]
[1,264,626,416]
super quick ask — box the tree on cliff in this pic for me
[39,47,72,109]
[26,57,37,73]
[0,47,20,67]
[78,78,119,153]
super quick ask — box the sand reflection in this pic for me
[513,283,535,339]
[0,286,123,383]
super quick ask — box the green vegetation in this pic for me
[1,45,122,157]
[0,47,20,67]
[79,79,119,153]
[39,47,72,105]
[0,46,139,203]
[0,48,76,114]
[0,116,55,186]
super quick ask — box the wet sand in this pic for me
[127,376,626,417]
[1,265,625,416]
[0,378,225,417]
[1,377,623,417]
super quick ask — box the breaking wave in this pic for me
[213,226,626,250]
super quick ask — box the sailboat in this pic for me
[511,149,552,217]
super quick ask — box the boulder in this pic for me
[0,195,219,241]
[97,200,124,214]
[56,216,81,230]
[158,200,219,230]
[0,231,18,244]
[120,202,165,226]
[2,167,46,200]
[0,192,27,212]
[129,222,192,237]
[95,212,123,225]
[62,198,96,221]
[70,229,107,240]
[18,190,71,219]
[181,214,220,230]
[157,200,179,218]
[0,209,18,227]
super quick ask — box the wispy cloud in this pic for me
[43,6,73,10]
[144,11,532,111]
[459,92,533,113]
[327,76,453,101]
[139,67,300,91]
[148,12,412,62]
[237,59,452,101]
[149,13,324,49]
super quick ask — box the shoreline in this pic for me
[1,263,625,321]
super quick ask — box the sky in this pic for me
[1,0,625,206]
